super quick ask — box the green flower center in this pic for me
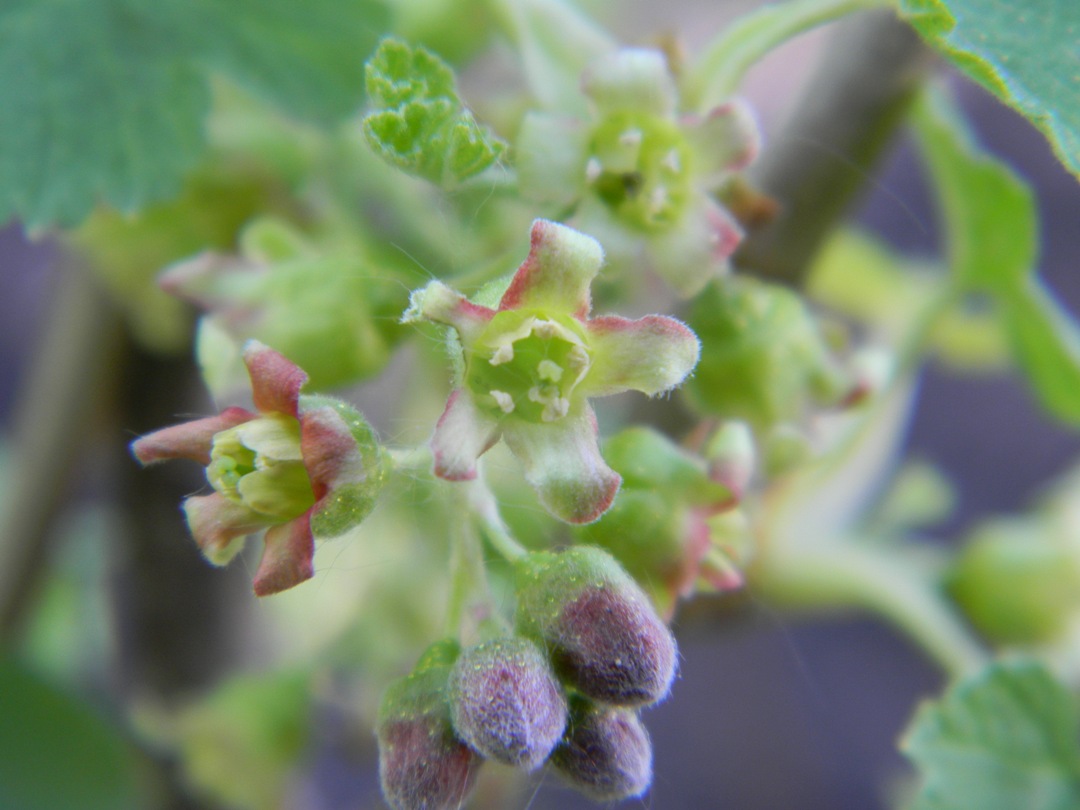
[207,413,316,520]
[586,112,692,232]
[467,310,591,424]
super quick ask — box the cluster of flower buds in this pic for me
[377,545,674,808]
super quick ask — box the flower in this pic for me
[131,341,384,596]
[403,219,700,524]
[517,48,760,297]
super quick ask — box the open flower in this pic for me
[403,219,699,524]
[517,48,760,297]
[131,342,385,596]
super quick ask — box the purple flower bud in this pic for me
[551,699,653,801]
[449,637,568,771]
[516,546,677,707]
[377,641,481,810]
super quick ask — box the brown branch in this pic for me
[734,8,934,286]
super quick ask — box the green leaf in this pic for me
[999,279,1080,424]
[911,90,1037,290]
[902,660,1080,810]
[0,0,390,230]
[0,659,144,810]
[898,0,1080,181]
[361,38,507,187]
[913,89,1080,424]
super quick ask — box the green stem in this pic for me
[756,541,988,679]
[444,511,490,637]
[466,474,528,563]
[685,0,890,112]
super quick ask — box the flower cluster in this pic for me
[518,48,760,297]
[403,218,700,523]
[131,342,385,596]
[376,546,672,809]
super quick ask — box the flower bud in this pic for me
[377,641,480,810]
[449,637,567,771]
[683,276,851,432]
[947,518,1080,644]
[515,547,677,706]
[551,698,653,801]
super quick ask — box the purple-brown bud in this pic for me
[551,698,653,801]
[377,641,481,810]
[449,636,568,771]
[515,546,677,707]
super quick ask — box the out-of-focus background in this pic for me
[2,1,1079,808]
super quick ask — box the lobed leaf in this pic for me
[898,0,1080,182]
[0,0,389,230]
[902,660,1080,810]
[361,38,507,187]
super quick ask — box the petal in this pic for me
[401,281,495,346]
[131,407,255,466]
[646,194,742,297]
[502,403,620,524]
[182,492,272,565]
[431,390,502,481]
[516,112,590,209]
[683,99,761,186]
[242,340,307,418]
[253,512,315,596]
[583,315,700,397]
[498,220,604,319]
[581,49,677,117]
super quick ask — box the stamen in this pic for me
[661,149,681,173]
[490,390,515,414]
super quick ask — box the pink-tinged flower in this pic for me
[517,49,760,297]
[131,342,385,596]
[402,219,700,524]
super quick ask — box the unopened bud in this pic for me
[449,637,567,771]
[515,547,677,706]
[377,641,480,810]
[551,699,653,801]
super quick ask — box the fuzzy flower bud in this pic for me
[377,641,481,810]
[550,698,653,801]
[449,637,567,771]
[515,546,677,707]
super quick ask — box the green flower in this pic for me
[403,219,699,523]
[131,342,385,596]
[517,48,759,297]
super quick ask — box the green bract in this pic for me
[362,38,507,188]
[403,219,700,524]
